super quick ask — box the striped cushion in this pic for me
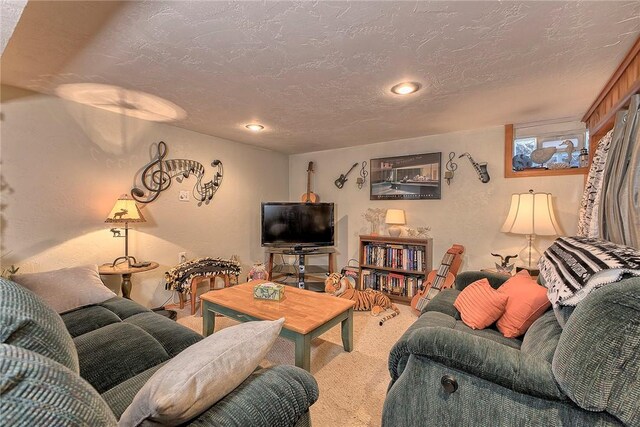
[0,344,117,426]
[0,278,79,372]
[454,279,508,329]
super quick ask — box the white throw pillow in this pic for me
[12,264,117,314]
[118,318,285,427]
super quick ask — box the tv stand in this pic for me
[266,247,335,290]
[292,246,318,253]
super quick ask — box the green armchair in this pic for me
[382,271,640,426]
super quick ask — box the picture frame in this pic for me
[370,152,441,200]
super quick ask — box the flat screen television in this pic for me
[261,202,335,248]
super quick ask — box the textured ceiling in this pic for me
[0,0,27,55]
[2,1,639,154]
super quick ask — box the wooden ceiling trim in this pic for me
[583,35,640,140]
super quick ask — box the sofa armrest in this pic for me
[552,278,640,426]
[389,326,566,401]
[184,365,319,426]
[455,271,509,291]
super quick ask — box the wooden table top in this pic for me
[98,262,159,275]
[201,280,355,335]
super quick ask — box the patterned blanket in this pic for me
[576,129,612,237]
[539,236,640,307]
[165,257,241,293]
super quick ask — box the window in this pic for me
[505,122,589,178]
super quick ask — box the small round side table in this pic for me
[98,262,159,299]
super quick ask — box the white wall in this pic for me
[1,86,288,307]
[288,126,585,272]
[0,85,587,306]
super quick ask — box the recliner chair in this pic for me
[382,271,640,426]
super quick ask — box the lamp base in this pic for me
[518,234,541,269]
[112,255,137,268]
[388,225,402,237]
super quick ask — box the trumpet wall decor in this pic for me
[131,141,223,206]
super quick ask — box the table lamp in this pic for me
[385,209,406,237]
[500,189,560,271]
[105,194,146,267]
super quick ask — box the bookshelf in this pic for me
[358,235,433,304]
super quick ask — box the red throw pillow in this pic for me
[454,279,509,330]
[496,270,551,338]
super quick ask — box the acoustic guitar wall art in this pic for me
[300,161,319,203]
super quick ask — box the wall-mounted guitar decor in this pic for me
[131,141,223,206]
[458,152,490,183]
[300,161,319,202]
[335,162,359,189]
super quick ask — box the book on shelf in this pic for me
[363,243,425,272]
[359,268,424,298]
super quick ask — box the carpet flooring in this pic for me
[173,298,415,427]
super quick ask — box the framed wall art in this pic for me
[370,152,441,200]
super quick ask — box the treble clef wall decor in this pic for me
[131,141,223,206]
[444,152,458,185]
[356,161,368,190]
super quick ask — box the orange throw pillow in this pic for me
[454,279,509,330]
[496,270,551,338]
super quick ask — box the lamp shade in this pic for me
[500,191,560,236]
[385,209,406,225]
[105,194,146,223]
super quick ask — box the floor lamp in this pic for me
[105,194,146,267]
[500,190,560,272]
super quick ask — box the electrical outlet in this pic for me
[179,190,190,201]
[178,252,187,264]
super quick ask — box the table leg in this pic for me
[294,333,311,371]
[341,307,354,352]
[329,253,335,274]
[202,302,216,337]
[267,253,274,280]
[121,273,132,299]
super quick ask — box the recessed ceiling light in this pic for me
[245,124,264,132]
[390,82,421,95]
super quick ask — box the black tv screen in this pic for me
[261,202,334,247]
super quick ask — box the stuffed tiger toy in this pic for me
[324,272,400,325]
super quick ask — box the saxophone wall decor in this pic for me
[458,152,490,183]
[131,141,223,206]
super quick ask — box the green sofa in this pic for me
[0,278,318,426]
[382,271,640,426]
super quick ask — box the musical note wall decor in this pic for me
[131,141,223,206]
[356,161,368,189]
[458,152,490,183]
[444,152,457,185]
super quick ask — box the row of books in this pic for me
[360,269,424,298]
[363,243,426,271]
